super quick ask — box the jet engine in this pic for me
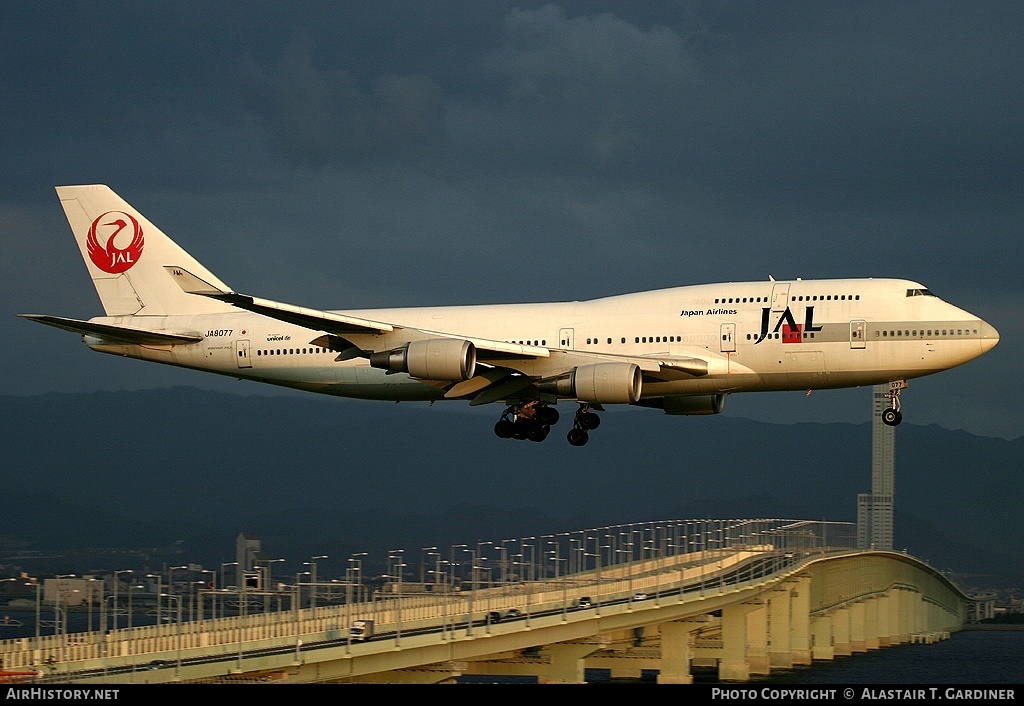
[657,394,726,415]
[540,362,642,404]
[369,339,476,381]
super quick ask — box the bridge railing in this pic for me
[0,519,857,678]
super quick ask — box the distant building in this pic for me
[857,385,895,550]
[235,533,263,588]
[42,577,94,606]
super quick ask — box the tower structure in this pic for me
[857,385,895,550]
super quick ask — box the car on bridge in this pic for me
[575,597,593,610]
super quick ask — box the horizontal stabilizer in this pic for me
[18,314,203,346]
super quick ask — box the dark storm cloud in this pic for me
[239,35,446,168]
[0,2,1020,438]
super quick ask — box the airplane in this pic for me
[20,185,999,446]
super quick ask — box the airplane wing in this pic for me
[18,314,203,346]
[165,266,395,335]
[166,265,550,359]
[166,265,710,388]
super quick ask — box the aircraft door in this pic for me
[234,339,252,368]
[850,320,866,349]
[558,328,575,349]
[771,283,791,312]
[720,323,736,353]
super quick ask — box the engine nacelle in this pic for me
[541,362,642,404]
[660,394,726,415]
[369,339,476,381]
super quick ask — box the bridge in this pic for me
[0,519,978,684]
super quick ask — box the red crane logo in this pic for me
[86,211,144,274]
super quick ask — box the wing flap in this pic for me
[18,314,203,346]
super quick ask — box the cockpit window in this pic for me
[906,288,935,297]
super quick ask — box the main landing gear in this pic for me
[566,404,601,447]
[494,401,603,446]
[881,380,907,427]
[494,401,560,443]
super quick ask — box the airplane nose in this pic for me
[980,320,1000,353]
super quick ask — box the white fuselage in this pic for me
[84,277,998,405]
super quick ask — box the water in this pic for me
[464,630,1024,684]
[749,630,1024,685]
[581,630,1024,685]
[0,609,161,641]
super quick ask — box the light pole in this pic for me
[387,550,406,645]
[167,566,187,623]
[462,546,478,636]
[349,553,367,605]
[220,562,238,620]
[198,570,216,621]
[260,559,286,621]
[111,570,132,631]
[306,555,327,619]
[33,578,41,648]
[292,571,310,664]
[550,553,568,620]
[427,553,448,639]
[160,594,183,680]
[128,583,142,631]
[145,573,162,624]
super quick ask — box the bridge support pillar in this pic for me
[810,615,834,660]
[768,587,793,669]
[657,620,705,684]
[747,603,770,676]
[789,576,812,665]
[832,607,852,656]
[850,601,867,652]
[865,597,881,650]
[543,642,602,684]
[890,589,908,644]
[876,593,892,647]
[719,602,759,682]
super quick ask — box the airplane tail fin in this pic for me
[56,184,235,316]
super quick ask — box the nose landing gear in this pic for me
[881,380,907,427]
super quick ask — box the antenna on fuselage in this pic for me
[768,274,776,282]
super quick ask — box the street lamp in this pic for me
[145,573,163,624]
[160,594,183,680]
[292,571,309,665]
[258,559,286,619]
[198,570,216,621]
[387,550,406,645]
[111,570,133,631]
[220,562,238,620]
[306,555,328,618]
[167,566,188,624]
[462,546,478,636]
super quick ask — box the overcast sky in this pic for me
[1,2,1020,438]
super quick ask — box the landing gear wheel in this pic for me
[881,408,903,427]
[567,428,589,446]
[494,419,514,438]
[527,424,550,442]
[882,380,907,427]
[512,419,531,440]
[579,412,600,430]
[537,406,560,426]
